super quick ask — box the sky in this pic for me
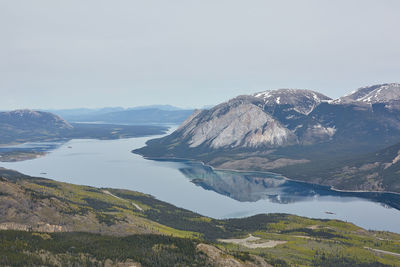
[1,0,399,110]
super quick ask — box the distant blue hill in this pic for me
[44,105,194,125]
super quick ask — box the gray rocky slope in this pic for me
[173,89,335,150]
[137,84,400,154]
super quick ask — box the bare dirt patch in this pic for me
[218,234,287,249]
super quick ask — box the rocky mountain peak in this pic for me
[253,89,332,114]
[174,95,298,149]
[336,83,400,104]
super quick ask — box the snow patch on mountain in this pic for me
[253,89,331,115]
[335,83,400,104]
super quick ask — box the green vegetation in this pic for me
[0,231,210,266]
[1,169,400,266]
[224,216,400,266]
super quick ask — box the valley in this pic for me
[1,134,400,234]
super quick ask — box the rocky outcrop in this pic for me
[178,96,298,149]
[0,222,64,232]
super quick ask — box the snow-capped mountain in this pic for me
[136,83,400,158]
[335,83,400,105]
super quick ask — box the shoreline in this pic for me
[0,129,171,163]
[1,136,400,234]
[0,151,48,163]
[136,153,400,196]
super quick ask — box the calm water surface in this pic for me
[1,133,400,233]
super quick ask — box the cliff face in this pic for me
[178,96,298,149]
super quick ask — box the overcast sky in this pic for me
[1,0,399,109]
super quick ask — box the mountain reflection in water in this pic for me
[151,159,400,210]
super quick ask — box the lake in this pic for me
[1,131,400,233]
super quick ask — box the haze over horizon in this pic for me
[1,0,399,110]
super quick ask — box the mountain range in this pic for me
[135,83,400,193]
[46,105,194,124]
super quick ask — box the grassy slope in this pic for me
[1,169,400,266]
